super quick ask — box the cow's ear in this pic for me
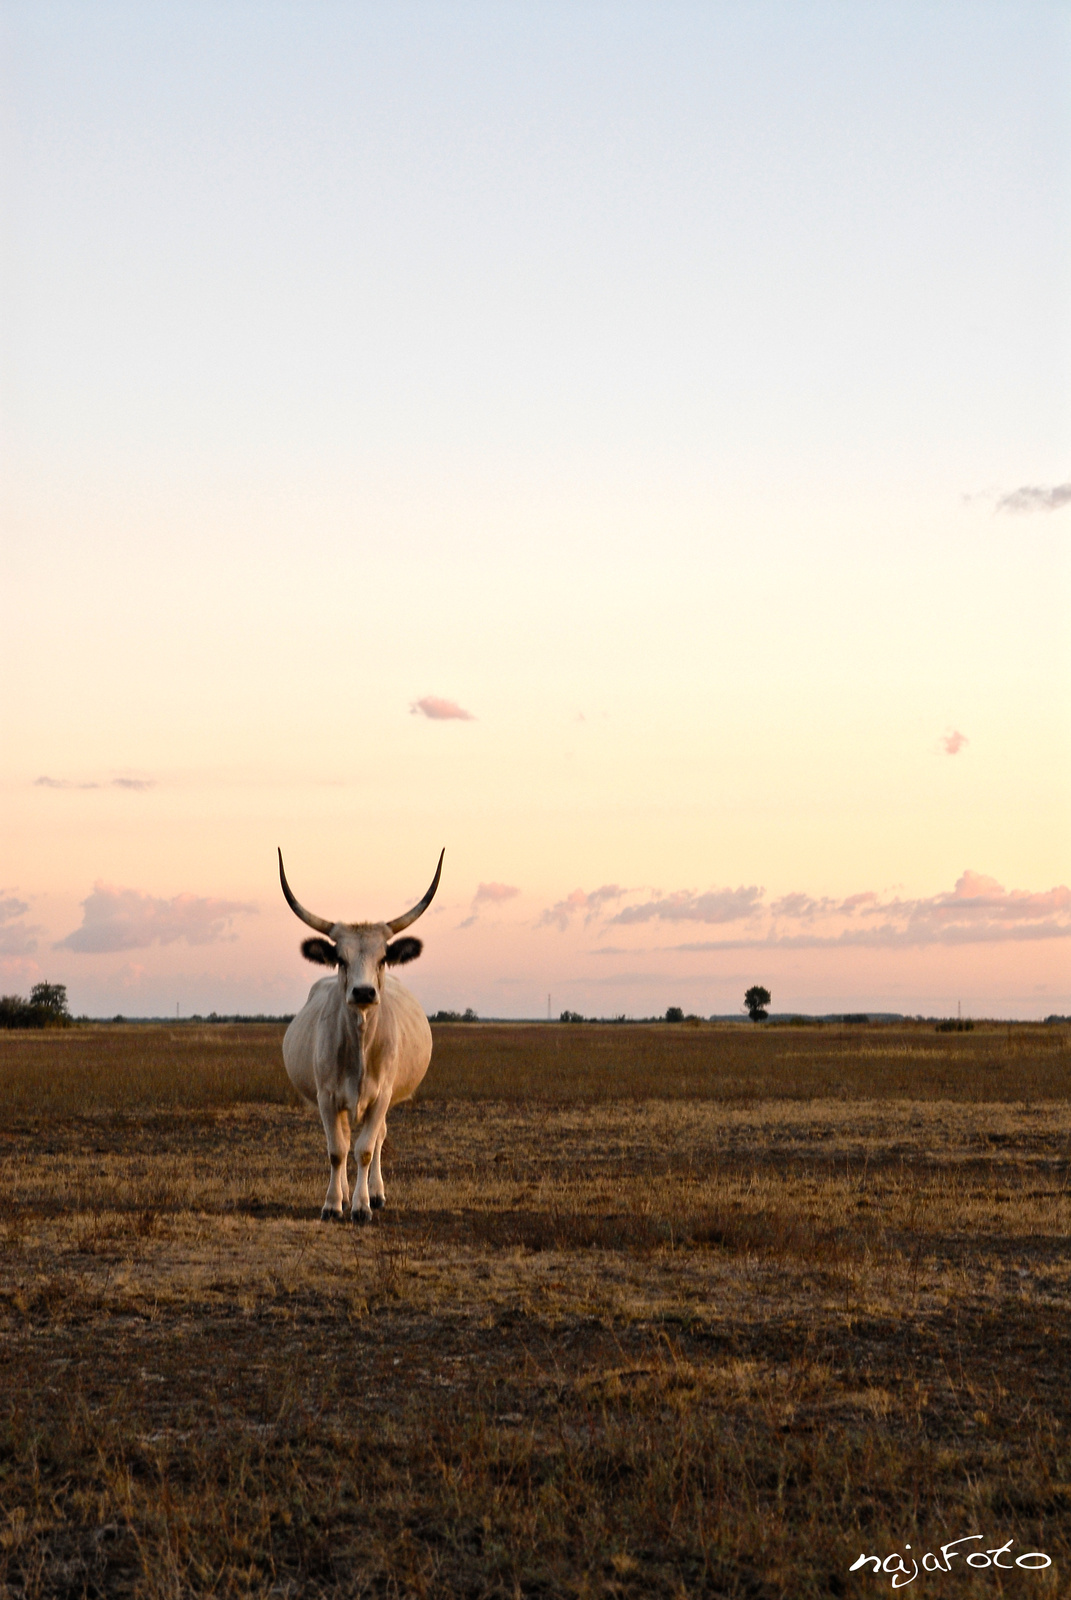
[301,937,339,966]
[385,936,422,966]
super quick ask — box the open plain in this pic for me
[1,1020,1069,1598]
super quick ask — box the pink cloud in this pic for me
[411,696,474,721]
[458,880,521,929]
[0,893,39,956]
[839,891,879,913]
[474,882,520,905]
[35,775,156,790]
[942,730,968,755]
[612,886,763,926]
[770,892,837,920]
[538,885,625,932]
[57,884,257,953]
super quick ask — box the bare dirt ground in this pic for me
[1,1022,1069,1597]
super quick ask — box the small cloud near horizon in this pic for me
[538,885,626,932]
[611,885,763,926]
[57,884,256,954]
[0,893,39,956]
[410,696,474,721]
[35,775,156,791]
[458,881,521,929]
[474,882,521,905]
[996,482,1071,514]
[942,730,968,755]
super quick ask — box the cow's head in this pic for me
[278,848,443,1015]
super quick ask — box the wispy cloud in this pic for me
[410,696,474,721]
[673,871,1071,952]
[769,892,838,920]
[0,894,38,956]
[942,730,968,755]
[458,881,521,928]
[474,882,520,905]
[611,886,763,926]
[538,885,625,932]
[57,884,256,953]
[35,776,156,791]
[996,482,1071,514]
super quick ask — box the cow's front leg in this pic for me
[368,1120,387,1211]
[317,1092,352,1221]
[350,1097,389,1223]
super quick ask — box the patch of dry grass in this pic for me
[426,1019,1071,1104]
[0,1024,1069,1596]
[0,1025,296,1116]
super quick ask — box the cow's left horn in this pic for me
[278,849,336,934]
[387,849,445,933]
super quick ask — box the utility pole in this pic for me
[547,993,551,1022]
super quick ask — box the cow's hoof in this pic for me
[369,1194,386,1211]
[320,1208,342,1223]
[351,1206,373,1225]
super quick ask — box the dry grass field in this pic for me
[1,1020,1069,1598]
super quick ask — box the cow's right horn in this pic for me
[388,849,445,933]
[278,849,336,934]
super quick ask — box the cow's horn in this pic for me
[277,849,336,934]
[387,849,445,933]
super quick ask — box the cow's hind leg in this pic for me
[368,1121,387,1211]
[317,1093,351,1221]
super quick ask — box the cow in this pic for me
[278,847,444,1222]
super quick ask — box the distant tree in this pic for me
[665,1006,685,1023]
[31,982,70,1022]
[462,1008,479,1022]
[559,1010,584,1023]
[744,985,771,1022]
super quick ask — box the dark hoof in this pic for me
[351,1206,373,1225]
[369,1194,386,1211]
[320,1208,342,1222]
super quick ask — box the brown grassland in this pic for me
[1,1020,1069,1598]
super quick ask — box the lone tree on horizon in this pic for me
[744,985,771,1022]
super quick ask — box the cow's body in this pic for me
[278,849,443,1222]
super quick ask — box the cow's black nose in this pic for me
[350,985,377,1007]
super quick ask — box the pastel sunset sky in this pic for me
[2,3,1069,1019]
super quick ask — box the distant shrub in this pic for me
[430,1010,463,1022]
[0,983,72,1030]
[935,1018,974,1033]
[841,1014,870,1026]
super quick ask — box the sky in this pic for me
[2,1,1069,1020]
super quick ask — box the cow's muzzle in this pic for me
[349,985,377,1008]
